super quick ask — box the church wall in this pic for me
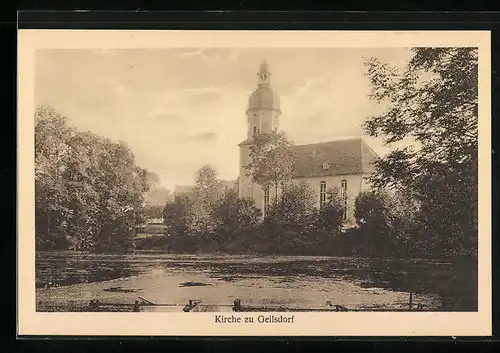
[238,145,253,199]
[246,113,259,139]
[293,173,365,223]
[243,173,368,223]
[252,184,265,214]
[242,181,278,216]
[273,113,280,131]
[246,110,279,138]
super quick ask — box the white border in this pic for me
[17,30,492,336]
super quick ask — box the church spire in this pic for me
[257,58,271,85]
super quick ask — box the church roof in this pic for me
[247,85,281,113]
[247,59,281,113]
[292,138,379,178]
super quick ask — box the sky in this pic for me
[35,47,413,190]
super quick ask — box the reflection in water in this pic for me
[35,251,477,311]
[36,253,136,288]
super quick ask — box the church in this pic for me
[237,59,379,224]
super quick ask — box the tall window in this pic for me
[341,180,348,221]
[252,125,258,136]
[263,188,270,217]
[319,181,327,208]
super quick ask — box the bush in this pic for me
[353,189,420,258]
[134,235,170,250]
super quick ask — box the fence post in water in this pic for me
[409,292,413,310]
[183,300,194,312]
[233,299,242,312]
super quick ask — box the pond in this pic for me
[35,250,477,312]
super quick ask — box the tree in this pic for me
[194,164,225,207]
[213,189,261,233]
[260,181,318,253]
[354,188,422,257]
[268,181,316,228]
[144,204,165,220]
[89,139,149,252]
[35,105,150,252]
[163,165,226,241]
[363,48,478,258]
[316,187,345,236]
[354,190,392,256]
[189,165,226,236]
[212,189,261,251]
[35,106,74,249]
[244,131,296,203]
[163,193,193,236]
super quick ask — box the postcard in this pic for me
[17,29,492,336]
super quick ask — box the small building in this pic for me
[220,179,239,193]
[136,218,167,236]
[173,179,238,198]
[173,185,195,197]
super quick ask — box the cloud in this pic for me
[178,48,207,59]
[35,48,411,189]
[146,113,183,122]
[185,89,222,105]
[187,132,218,143]
[177,48,240,63]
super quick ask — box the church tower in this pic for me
[238,59,282,210]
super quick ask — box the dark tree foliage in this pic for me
[35,106,150,252]
[163,193,192,237]
[162,169,261,253]
[212,189,262,252]
[316,186,345,236]
[213,189,261,234]
[354,190,418,258]
[261,181,332,254]
[363,48,478,259]
[143,204,164,219]
[264,181,316,232]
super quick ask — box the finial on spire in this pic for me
[259,58,270,73]
[257,58,271,85]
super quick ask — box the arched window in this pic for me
[252,125,258,136]
[263,188,270,217]
[341,180,348,221]
[320,181,327,208]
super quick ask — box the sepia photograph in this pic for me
[17,30,491,336]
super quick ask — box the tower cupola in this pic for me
[247,59,281,114]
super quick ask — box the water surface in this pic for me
[35,251,477,312]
